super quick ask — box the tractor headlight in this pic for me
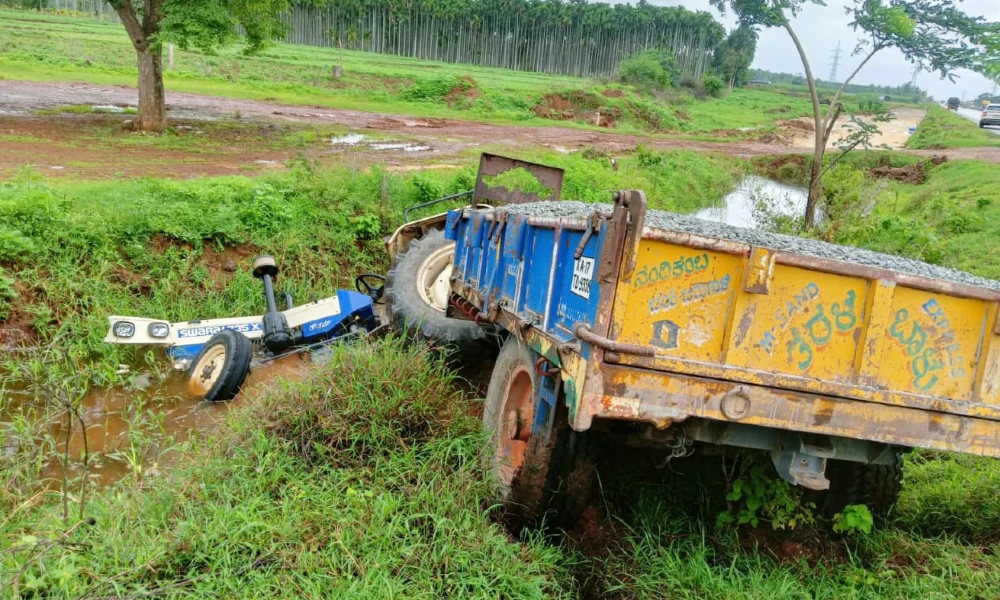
[113,321,135,338]
[148,322,170,338]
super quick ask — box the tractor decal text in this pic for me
[757,288,858,373]
[177,322,262,339]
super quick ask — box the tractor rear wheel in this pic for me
[385,229,498,356]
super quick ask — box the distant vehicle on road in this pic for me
[947,97,961,110]
[980,104,1000,128]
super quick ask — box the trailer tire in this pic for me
[484,336,595,529]
[385,229,498,355]
[186,330,253,402]
[811,453,904,518]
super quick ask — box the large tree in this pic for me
[713,24,759,90]
[710,0,998,227]
[108,0,290,132]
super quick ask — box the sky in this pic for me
[660,0,999,101]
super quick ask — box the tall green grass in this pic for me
[831,158,1000,279]
[6,341,1000,598]
[0,339,577,598]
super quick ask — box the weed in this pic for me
[32,104,93,116]
[857,98,887,115]
[833,504,874,535]
[0,339,577,598]
[717,454,816,530]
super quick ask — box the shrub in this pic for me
[702,73,726,98]
[399,76,475,102]
[0,228,37,264]
[858,97,887,115]
[618,50,677,90]
[679,74,706,98]
[400,78,452,101]
[255,338,468,467]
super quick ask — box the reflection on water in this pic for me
[694,175,808,229]
[1,354,312,487]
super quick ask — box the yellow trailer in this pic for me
[439,177,1000,525]
[595,198,1000,461]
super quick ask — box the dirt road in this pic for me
[3,80,1000,179]
[787,107,927,151]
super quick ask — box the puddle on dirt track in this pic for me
[2,354,313,488]
[330,133,431,153]
[694,175,808,228]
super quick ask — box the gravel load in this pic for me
[500,201,1000,293]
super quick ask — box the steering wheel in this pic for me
[355,273,386,303]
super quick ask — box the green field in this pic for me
[906,105,1000,149]
[0,9,813,135]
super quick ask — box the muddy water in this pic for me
[2,355,313,487]
[694,176,808,228]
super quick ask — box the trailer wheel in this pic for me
[187,330,253,402]
[810,453,904,518]
[385,229,497,355]
[484,336,594,529]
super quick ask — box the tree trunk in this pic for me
[781,18,823,228]
[135,45,166,132]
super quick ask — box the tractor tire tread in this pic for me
[188,329,253,402]
[385,229,498,355]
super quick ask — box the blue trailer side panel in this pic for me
[446,208,607,345]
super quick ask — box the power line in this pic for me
[909,63,920,88]
[828,41,842,85]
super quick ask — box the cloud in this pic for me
[652,0,998,100]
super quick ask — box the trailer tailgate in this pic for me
[610,233,1000,421]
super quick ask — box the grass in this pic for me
[0,9,814,135]
[682,88,813,132]
[906,105,1000,149]
[756,150,1000,281]
[5,338,1000,598]
[825,158,1000,279]
[32,104,137,116]
[1,339,577,598]
[0,148,743,380]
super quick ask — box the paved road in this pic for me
[956,107,1000,136]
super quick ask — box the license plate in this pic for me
[571,257,595,299]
